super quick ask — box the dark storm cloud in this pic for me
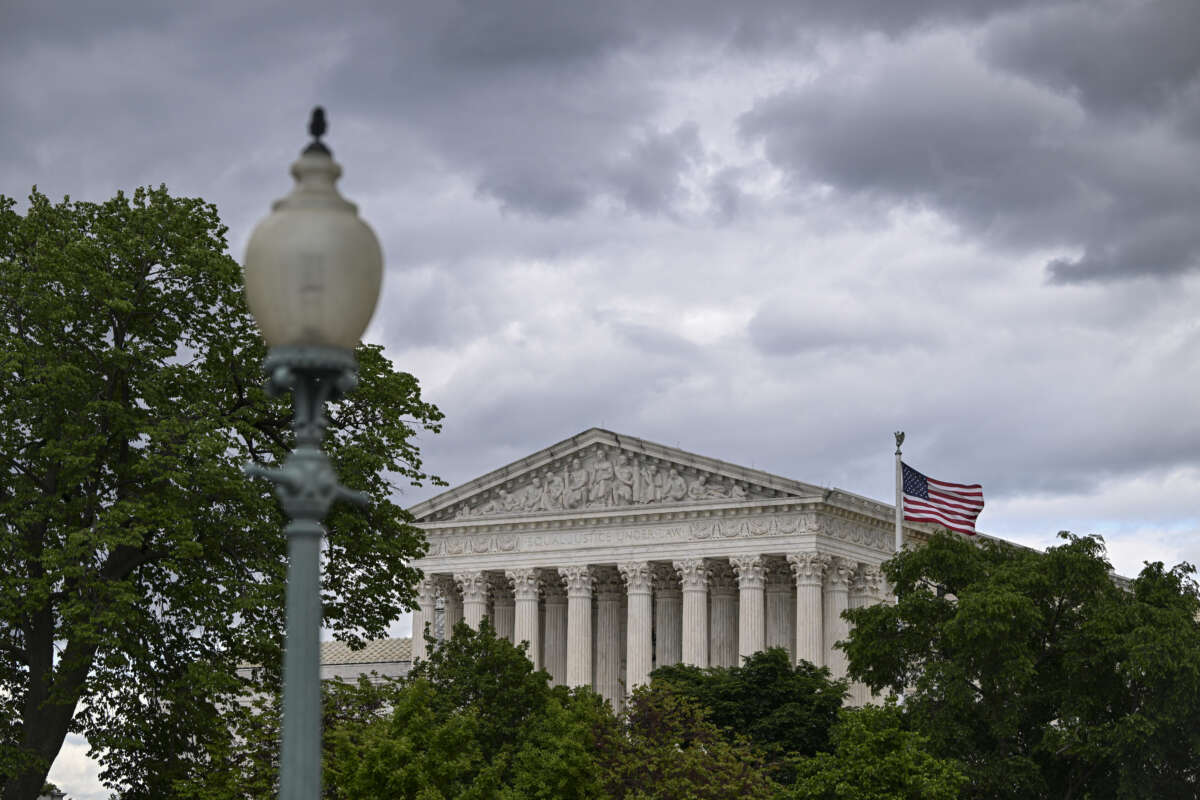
[740,25,1200,283]
[984,0,1200,119]
[307,0,1051,221]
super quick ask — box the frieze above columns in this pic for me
[419,507,893,562]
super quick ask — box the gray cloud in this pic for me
[984,0,1200,119]
[740,30,1200,282]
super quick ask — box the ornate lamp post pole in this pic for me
[242,108,383,800]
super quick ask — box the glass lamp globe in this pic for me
[243,109,382,350]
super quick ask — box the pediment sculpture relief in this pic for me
[429,444,786,521]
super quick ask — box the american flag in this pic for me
[901,462,985,536]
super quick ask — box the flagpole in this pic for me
[894,431,905,552]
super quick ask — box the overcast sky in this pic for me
[5,0,1199,796]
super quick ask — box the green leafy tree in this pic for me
[787,702,966,800]
[844,531,1200,799]
[0,187,443,800]
[327,620,612,799]
[650,647,846,783]
[599,683,780,800]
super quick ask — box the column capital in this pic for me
[673,558,709,591]
[559,565,594,597]
[454,570,489,603]
[489,572,514,600]
[506,568,541,601]
[859,565,883,598]
[825,557,853,589]
[416,576,438,602]
[652,563,682,596]
[730,555,766,590]
[541,569,567,601]
[708,560,737,598]
[434,574,459,598]
[765,559,794,593]
[619,561,653,594]
[595,568,624,600]
[787,552,831,585]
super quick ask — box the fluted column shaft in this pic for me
[789,552,829,667]
[508,568,541,669]
[560,566,594,688]
[456,571,488,630]
[411,578,437,661]
[765,562,794,659]
[595,571,624,706]
[847,565,882,704]
[621,562,653,693]
[732,555,766,660]
[709,562,738,668]
[675,559,709,667]
[441,578,463,637]
[491,575,515,643]
[824,558,852,680]
[542,573,568,685]
[653,564,682,668]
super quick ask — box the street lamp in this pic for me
[242,107,383,800]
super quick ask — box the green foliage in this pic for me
[843,531,1200,799]
[787,702,966,800]
[650,647,846,783]
[0,187,442,799]
[327,620,611,800]
[599,684,779,800]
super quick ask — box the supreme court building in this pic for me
[409,428,913,706]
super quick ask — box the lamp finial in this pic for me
[304,106,331,155]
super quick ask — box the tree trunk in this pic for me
[3,633,97,800]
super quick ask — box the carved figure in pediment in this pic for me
[502,486,521,513]
[665,468,687,502]
[565,458,588,509]
[477,491,501,515]
[687,473,728,500]
[542,472,564,510]
[614,454,635,505]
[730,482,747,500]
[522,476,546,511]
[637,462,660,503]
[589,452,615,506]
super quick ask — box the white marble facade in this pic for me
[410,429,903,707]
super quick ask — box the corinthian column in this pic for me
[439,576,462,637]
[764,560,794,660]
[620,561,653,692]
[731,555,766,660]
[411,577,437,661]
[823,557,852,680]
[507,568,541,669]
[652,564,682,668]
[542,571,568,685]
[560,566,594,688]
[595,569,624,706]
[455,571,489,630]
[709,561,738,668]
[847,565,882,704]
[674,559,709,667]
[491,574,515,643]
[788,552,829,667]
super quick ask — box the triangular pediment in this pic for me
[410,428,824,523]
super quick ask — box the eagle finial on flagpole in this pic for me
[894,431,905,453]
